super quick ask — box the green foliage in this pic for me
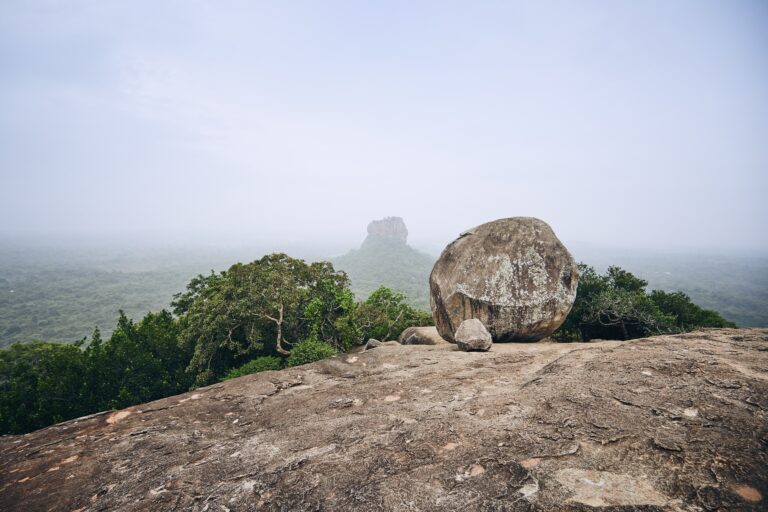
[286,338,337,367]
[556,265,735,342]
[173,266,432,383]
[303,281,357,351]
[83,310,192,410]
[222,356,283,380]
[0,309,191,434]
[174,254,352,386]
[0,342,88,434]
[348,286,433,343]
[649,290,736,330]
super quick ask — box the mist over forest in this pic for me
[1,1,766,350]
[2,222,766,348]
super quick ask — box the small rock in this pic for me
[330,398,355,409]
[653,435,682,452]
[399,326,448,345]
[365,339,383,350]
[454,319,492,352]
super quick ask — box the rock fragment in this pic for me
[399,326,447,345]
[454,319,492,352]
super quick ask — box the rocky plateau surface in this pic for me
[1,328,766,511]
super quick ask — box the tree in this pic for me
[344,286,433,343]
[556,264,738,342]
[175,254,352,386]
[0,342,88,434]
[649,290,736,330]
[83,310,190,410]
[557,265,676,341]
[580,287,676,340]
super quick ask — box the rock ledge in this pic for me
[1,328,766,511]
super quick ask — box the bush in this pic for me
[334,286,433,347]
[649,290,736,330]
[173,254,352,385]
[222,356,283,380]
[286,338,337,367]
[555,264,736,342]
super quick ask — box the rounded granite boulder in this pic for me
[429,217,578,342]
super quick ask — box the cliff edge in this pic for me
[1,328,766,511]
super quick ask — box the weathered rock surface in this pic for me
[430,217,578,342]
[398,326,448,345]
[454,318,492,351]
[1,328,767,511]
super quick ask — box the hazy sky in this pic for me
[1,1,766,254]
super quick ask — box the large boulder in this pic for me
[454,319,493,351]
[429,217,578,342]
[398,326,448,345]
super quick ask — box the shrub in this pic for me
[222,356,283,380]
[649,290,736,329]
[555,264,735,342]
[286,338,337,367]
[334,286,434,347]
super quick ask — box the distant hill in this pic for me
[332,217,434,310]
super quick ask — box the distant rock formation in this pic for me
[333,217,434,309]
[3,328,766,511]
[363,217,408,247]
[430,217,578,342]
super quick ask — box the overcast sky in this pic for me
[1,1,766,254]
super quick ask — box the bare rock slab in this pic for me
[1,328,767,511]
[454,318,492,351]
[430,217,578,342]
